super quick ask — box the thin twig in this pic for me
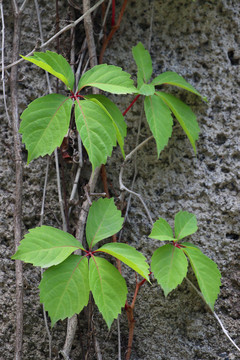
[0,0,105,72]
[185,277,240,353]
[0,1,11,126]
[119,137,154,226]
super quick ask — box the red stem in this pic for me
[122,94,141,116]
[111,0,116,27]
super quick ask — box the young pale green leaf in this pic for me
[97,243,150,281]
[39,255,89,326]
[21,51,75,90]
[151,71,206,100]
[86,198,123,249]
[174,211,198,241]
[20,94,72,163]
[144,95,173,156]
[132,42,153,88]
[151,244,188,296]
[156,92,200,153]
[89,256,127,328]
[181,242,200,250]
[149,218,175,241]
[77,64,137,94]
[84,94,127,158]
[138,83,155,96]
[12,226,84,268]
[75,99,117,170]
[183,247,221,310]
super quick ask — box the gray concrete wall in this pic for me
[1,0,239,359]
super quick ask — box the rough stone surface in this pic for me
[1,0,239,359]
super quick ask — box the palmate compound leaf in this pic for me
[151,244,188,296]
[149,218,175,241]
[11,226,84,268]
[75,99,117,170]
[151,71,206,100]
[183,246,221,310]
[20,94,72,163]
[144,94,173,156]
[89,256,127,328]
[21,51,75,90]
[86,198,123,249]
[174,211,198,241]
[156,92,200,153]
[96,243,150,281]
[84,94,127,158]
[132,42,153,88]
[77,64,137,94]
[39,255,89,326]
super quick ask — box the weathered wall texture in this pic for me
[1,0,239,359]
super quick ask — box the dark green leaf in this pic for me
[77,64,137,94]
[89,256,127,328]
[20,94,72,163]
[151,244,188,296]
[39,255,89,326]
[86,198,123,249]
[84,94,127,158]
[183,247,221,310]
[97,242,150,281]
[174,211,198,241]
[75,99,116,169]
[132,42,153,88]
[149,218,175,241]
[151,71,206,100]
[144,95,173,156]
[12,226,84,267]
[21,51,75,90]
[156,92,200,153]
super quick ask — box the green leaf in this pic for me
[97,243,150,281]
[183,247,221,310]
[84,94,127,158]
[144,95,173,156]
[12,226,84,268]
[21,51,75,90]
[86,198,123,249]
[77,64,137,94]
[156,92,200,153]
[151,71,206,100]
[174,211,198,241]
[132,42,153,88]
[19,94,72,163]
[151,244,188,296]
[75,99,117,169]
[89,256,127,328]
[181,242,200,250]
[39,255,89,326]
[138,83,155,96]
[149,218,175,241]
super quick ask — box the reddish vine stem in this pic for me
[111,0,116,26]
[125,276,148,360]
[99,0,128,64]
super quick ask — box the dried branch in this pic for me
[83,0,97,68]
[10,1,24,359]
[185,277,240,353]
[0,1,11,127]
[0,0,104,72]
[119,136,154,226]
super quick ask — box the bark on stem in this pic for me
[10,2,23,359]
